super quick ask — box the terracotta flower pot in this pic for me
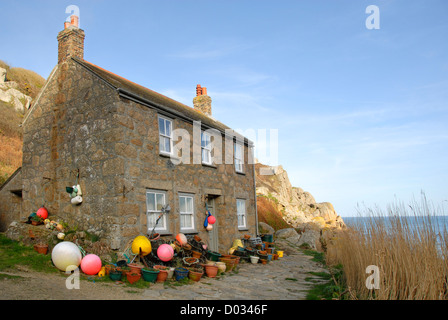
[35,244,48,255]
[127,263,144,275]
[154,265,169,283]
[204,264,219,278]
[192,251,202,259]
[126,272,141,284]
[188,268,204,282]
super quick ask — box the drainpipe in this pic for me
[252,147,259,236]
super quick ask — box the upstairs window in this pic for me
[158,115,173,155]
[234,142,244,173]
[201,131,212,165]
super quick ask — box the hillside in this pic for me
[255,162,345,231]
[0,60,45,184]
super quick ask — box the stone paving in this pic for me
[0,242,329,300]
[140,243,329,300]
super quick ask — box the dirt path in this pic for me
[0,242,329,300]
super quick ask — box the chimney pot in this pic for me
[202,87,207,95]
[196,84,202,96]
[70,15,79,28]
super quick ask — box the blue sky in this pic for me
[1,0,448,217]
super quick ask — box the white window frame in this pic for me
[179,193,196,233]
[158,115,173,155]
[201,131,212,165]
[146,189,168,234]
[234,142,244,173]
[237,198,247,229]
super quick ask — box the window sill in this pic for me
[159,152,181,161]
[202,162,217,169]
[148,230,172,236]
[181,230,198,235]
[238,227,249,231]
[235,170,245,175]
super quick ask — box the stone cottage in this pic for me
[0,15,258,252]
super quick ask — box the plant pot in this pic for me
[154,265,169,283]
[260,259,268,265]
[183,257,199,266]
[126,272,141,284]
[203,264,219,278]
[127,263,144,275]
[109,270,123,281]
[250,256,259,264]
[192,251,202,259]
[166,268,175,280]
[188,268,204,282]
[174,267,189,281]
[216,262,226,273]
[105,264,114,275]
[219,258,235,272]
[261,234,274,243]
[194,235,201,242]
[35,244,48,255]
[31,220,42,226]
[206,250,222,262]
[142,268,159,283]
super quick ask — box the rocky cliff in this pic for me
[255,162,345,250]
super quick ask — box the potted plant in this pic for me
[31,215,43,226]
[202,264,219,278]
[109,268,123,281]
[142,268,159,283]
[35,243,49,254]
[126,272,141,284]
[188,267,204,282]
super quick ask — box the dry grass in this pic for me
[1,59,45,99]
[257,195,293,231]
[326,194,448,300]
[0,101,23,185]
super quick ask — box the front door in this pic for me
[207,196,219,252]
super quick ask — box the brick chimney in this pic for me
[193,84,212,117]
[57,15,85,64]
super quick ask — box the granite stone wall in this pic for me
[13,58,257,252]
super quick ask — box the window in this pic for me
[201,131,212,165]
[179,194,195,232]
[158,115,173,155]
[237,199,246,229]
[146,190,168,233]
[234,142,244,173]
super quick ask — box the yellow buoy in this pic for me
[131,235,152,256]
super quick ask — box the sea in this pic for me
[342,215,448,251]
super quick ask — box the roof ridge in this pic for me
[73,57,200,113]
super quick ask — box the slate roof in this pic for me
[72,57,251,145]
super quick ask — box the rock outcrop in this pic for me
[255,162,345,251]
[0,67,33,113]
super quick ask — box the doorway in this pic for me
[206,195,219,252]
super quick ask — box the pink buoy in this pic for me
[80,254,102,275]
[36,207,48,219]
[207,215,216,225]
[157,244,174,262]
